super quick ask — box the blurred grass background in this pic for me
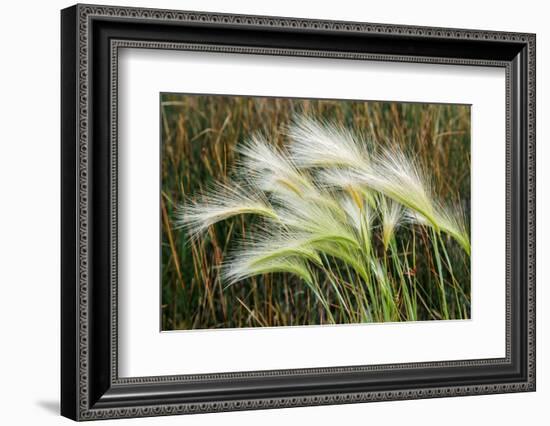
[160,94,470,330]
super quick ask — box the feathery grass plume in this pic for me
[236,133,315,197]
[174,181,277,239]
[236,133,351,222]
[237,230,323,268]
[222,230,321,286]
[432,203,470,255]
[288,117,371,169]
[340,195,363,232]
[275,193,361,250]
[223,255,313,287]
[354,146,439,227]
[379,197,404,251]
[337,145,470,254]
[317,168,377,209]
[405,202,470,255]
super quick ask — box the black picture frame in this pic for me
[61,3,536,421]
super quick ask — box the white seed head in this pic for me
[237,133,315,197]
[222,230,318,285]
[288,117,371,169]
[174,181,277,239]
[379,197,404,250]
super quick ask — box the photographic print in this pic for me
[160,94,471,330]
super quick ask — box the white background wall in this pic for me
[0,0,546,424]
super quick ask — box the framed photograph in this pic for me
[61,4,536,421]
